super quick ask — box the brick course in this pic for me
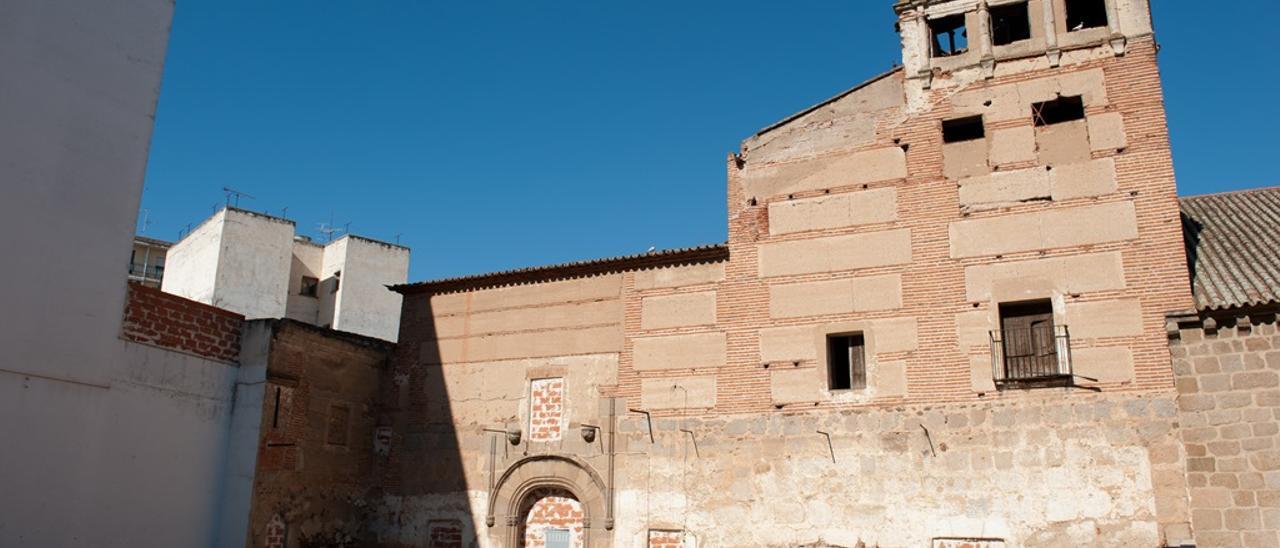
[120,282,243,363]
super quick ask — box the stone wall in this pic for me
[1170,309,1280,546]
[369,2,1198,546]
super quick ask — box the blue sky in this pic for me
[140,1,1279,281]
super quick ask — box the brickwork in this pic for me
[372,2,1199,546]
[263,514,286,548]
[647,529,684,548]
[427,520,464,548]
[121,282,243,363]
[523,494,584,548]
[247,320,393,547]
[1170,311,1280,547]
[530,378,566,442]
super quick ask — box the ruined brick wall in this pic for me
[529,377,566,442]
[1170,309,1280,546]
[121,281,243,362]
[247,320,392,547]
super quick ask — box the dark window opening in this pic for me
[930,14,968,57]
[991,2,1032,46]
[271,387,282,428]
[943,116,986,143]
[998,300,1061,381]
[1032,95,1085,126]
[300,275,319,297]
[1065,0,1108,32]
[331,270,342,294]
[827,334,867,391]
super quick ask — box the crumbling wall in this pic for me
[246,320,393,547]
[1170,310,1280,546]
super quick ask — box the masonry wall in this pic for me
[247,320,393,547]
[1170,309,1280,547]
[329,235,410,342]
[373,2,1196,546]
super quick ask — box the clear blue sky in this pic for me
[140,1,1278,281]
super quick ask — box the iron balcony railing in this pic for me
[128,263,165,279]
[989,324,1073,386]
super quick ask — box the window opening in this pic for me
[300,276,319,297]
[930,14,968,57]
[1065,0,1108,31]
[943,115,986,143]
[827,334,867,390]
[991,2,1032,45]
[1032,95,1085,126]
[271,386,282,428]
[544,528,571,548]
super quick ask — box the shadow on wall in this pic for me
[373,296,478,547]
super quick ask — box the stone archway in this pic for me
[488,454,611,547]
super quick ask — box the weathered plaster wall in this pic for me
[214,209,296,319]
[328,235,410,342]
[163,211,226,307]
[1170,310,1280,547]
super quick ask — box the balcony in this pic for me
[128,263,165,280]
[989,324,1074,389]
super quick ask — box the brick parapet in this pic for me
[120,281,243,363]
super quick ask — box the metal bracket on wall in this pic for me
[629,408,654,444]
[817,430,836,463]
[679,429,700,458]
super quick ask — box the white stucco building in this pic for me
[162,207,410,342]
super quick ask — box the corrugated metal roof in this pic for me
[393,243,728,294]
[1181,186,1280,311]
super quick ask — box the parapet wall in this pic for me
[121,282,244,363]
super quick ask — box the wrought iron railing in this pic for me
[128,263,165,279]
[989,324,1072,386]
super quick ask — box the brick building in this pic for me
[364,0,1211,546]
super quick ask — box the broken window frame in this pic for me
[929,14,969,58]
[990,2,1032,46]
[1064,0,1109,32]
[1031,95,1086,126]
[942,115,986,143]
[826,333,867,391]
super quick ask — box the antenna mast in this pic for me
[222,187,256,208]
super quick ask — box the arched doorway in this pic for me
[488,454,611,546]
[518,487,585,548]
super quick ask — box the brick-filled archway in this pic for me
[518,487,585,547]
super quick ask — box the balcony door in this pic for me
[999,300,1059,380]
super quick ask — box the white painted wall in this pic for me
[0,2,260,546]
[213,209,294,319]
[285,239,325,324]
[163,211,226,305]
[329,235,410,342]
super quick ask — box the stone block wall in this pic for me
[1170,310,1280,546]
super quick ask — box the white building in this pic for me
[162,207,410,342]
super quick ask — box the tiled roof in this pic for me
[393,243,728,294]
[1181,187,1280,311]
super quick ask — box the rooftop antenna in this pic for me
[139,209,152,235]
[281,206,289,219]
[395,233,402,245]
[222,186,255,208]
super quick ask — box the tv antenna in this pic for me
[223,187,255,208]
